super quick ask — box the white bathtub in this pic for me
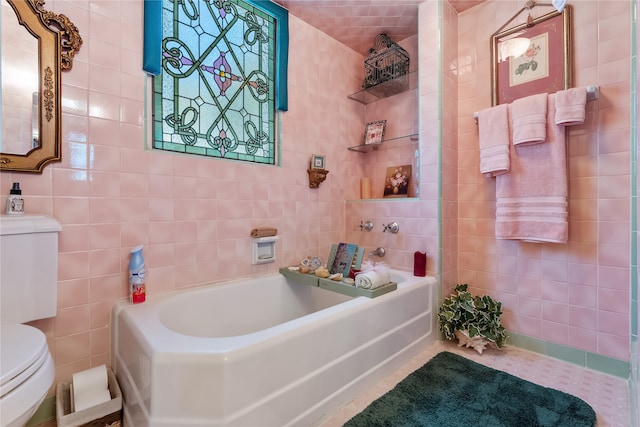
[112,270,437,427]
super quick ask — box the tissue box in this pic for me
[56,367,122,427]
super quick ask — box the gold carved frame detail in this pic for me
[1,0,82,173]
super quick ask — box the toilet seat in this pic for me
[0,324,54,427]
[1,324,49,397]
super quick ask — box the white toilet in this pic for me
[0,215,61,427]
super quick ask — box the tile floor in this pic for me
[321,340,629,427]
[38,340,629,427]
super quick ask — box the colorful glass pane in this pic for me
[153,0,276,164]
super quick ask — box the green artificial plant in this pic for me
[438,284,506,348]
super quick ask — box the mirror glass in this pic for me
[0,0,82,173]
[1,0,39,155]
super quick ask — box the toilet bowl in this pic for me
[0,215,61,427]
[0,324,55,427]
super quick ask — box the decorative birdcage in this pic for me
[362,34,410,96]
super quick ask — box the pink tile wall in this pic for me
[361,37,419,199]
[345,1,441,277]
[634,0,639,413]
[456,0,632,361]
[441,1,459,297]
[0,0,364,392]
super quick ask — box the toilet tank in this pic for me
[0,215,61,323]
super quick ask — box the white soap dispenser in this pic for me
[5,182,24,215]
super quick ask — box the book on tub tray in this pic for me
[328,242,359,277]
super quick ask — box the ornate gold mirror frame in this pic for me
[1,0,82,173]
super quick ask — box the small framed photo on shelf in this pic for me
[311,154,326,170]
[363,120,386,145]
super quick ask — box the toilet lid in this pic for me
[1,324,49,398]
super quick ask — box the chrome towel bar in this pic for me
[473,85,599,123]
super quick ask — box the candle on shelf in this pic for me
[360,177,371,199]
[414,251,426,277]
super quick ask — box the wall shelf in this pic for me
[348,133,419,153]
[347,71,417,105]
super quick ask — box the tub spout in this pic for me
[369,247,385,258]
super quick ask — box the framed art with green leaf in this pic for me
[490,6,572,106]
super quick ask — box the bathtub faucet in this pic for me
[369,247,385,258]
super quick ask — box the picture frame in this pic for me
[491,7,571,106]
[311,154,325,170]
[383,165,411,198]
[363,120,387,145]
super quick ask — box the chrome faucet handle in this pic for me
[359,220,374,232]
[383,222,399,233]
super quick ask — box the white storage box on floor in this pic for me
[56,367,122,427]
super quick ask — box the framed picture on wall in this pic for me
[363,120,386,145]
[490,6,572,106]
[311,154,325,170]
[383,165,411,198]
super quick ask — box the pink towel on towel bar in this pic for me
[495,94,568,243]
[478,104,510,177]
[511,93,548,146]
[555,87,587,125]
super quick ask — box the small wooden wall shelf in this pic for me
[307,168,329,188]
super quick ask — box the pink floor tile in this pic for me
[32,339,630,427]
[321,340,629,427]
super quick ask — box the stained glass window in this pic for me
[151,0,280,164]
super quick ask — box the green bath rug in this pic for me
[344,351,596,427]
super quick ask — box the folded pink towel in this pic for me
[555,87,587,125]
[495,94,568,243]
[511,93,547,145]
[478,104,510,177]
